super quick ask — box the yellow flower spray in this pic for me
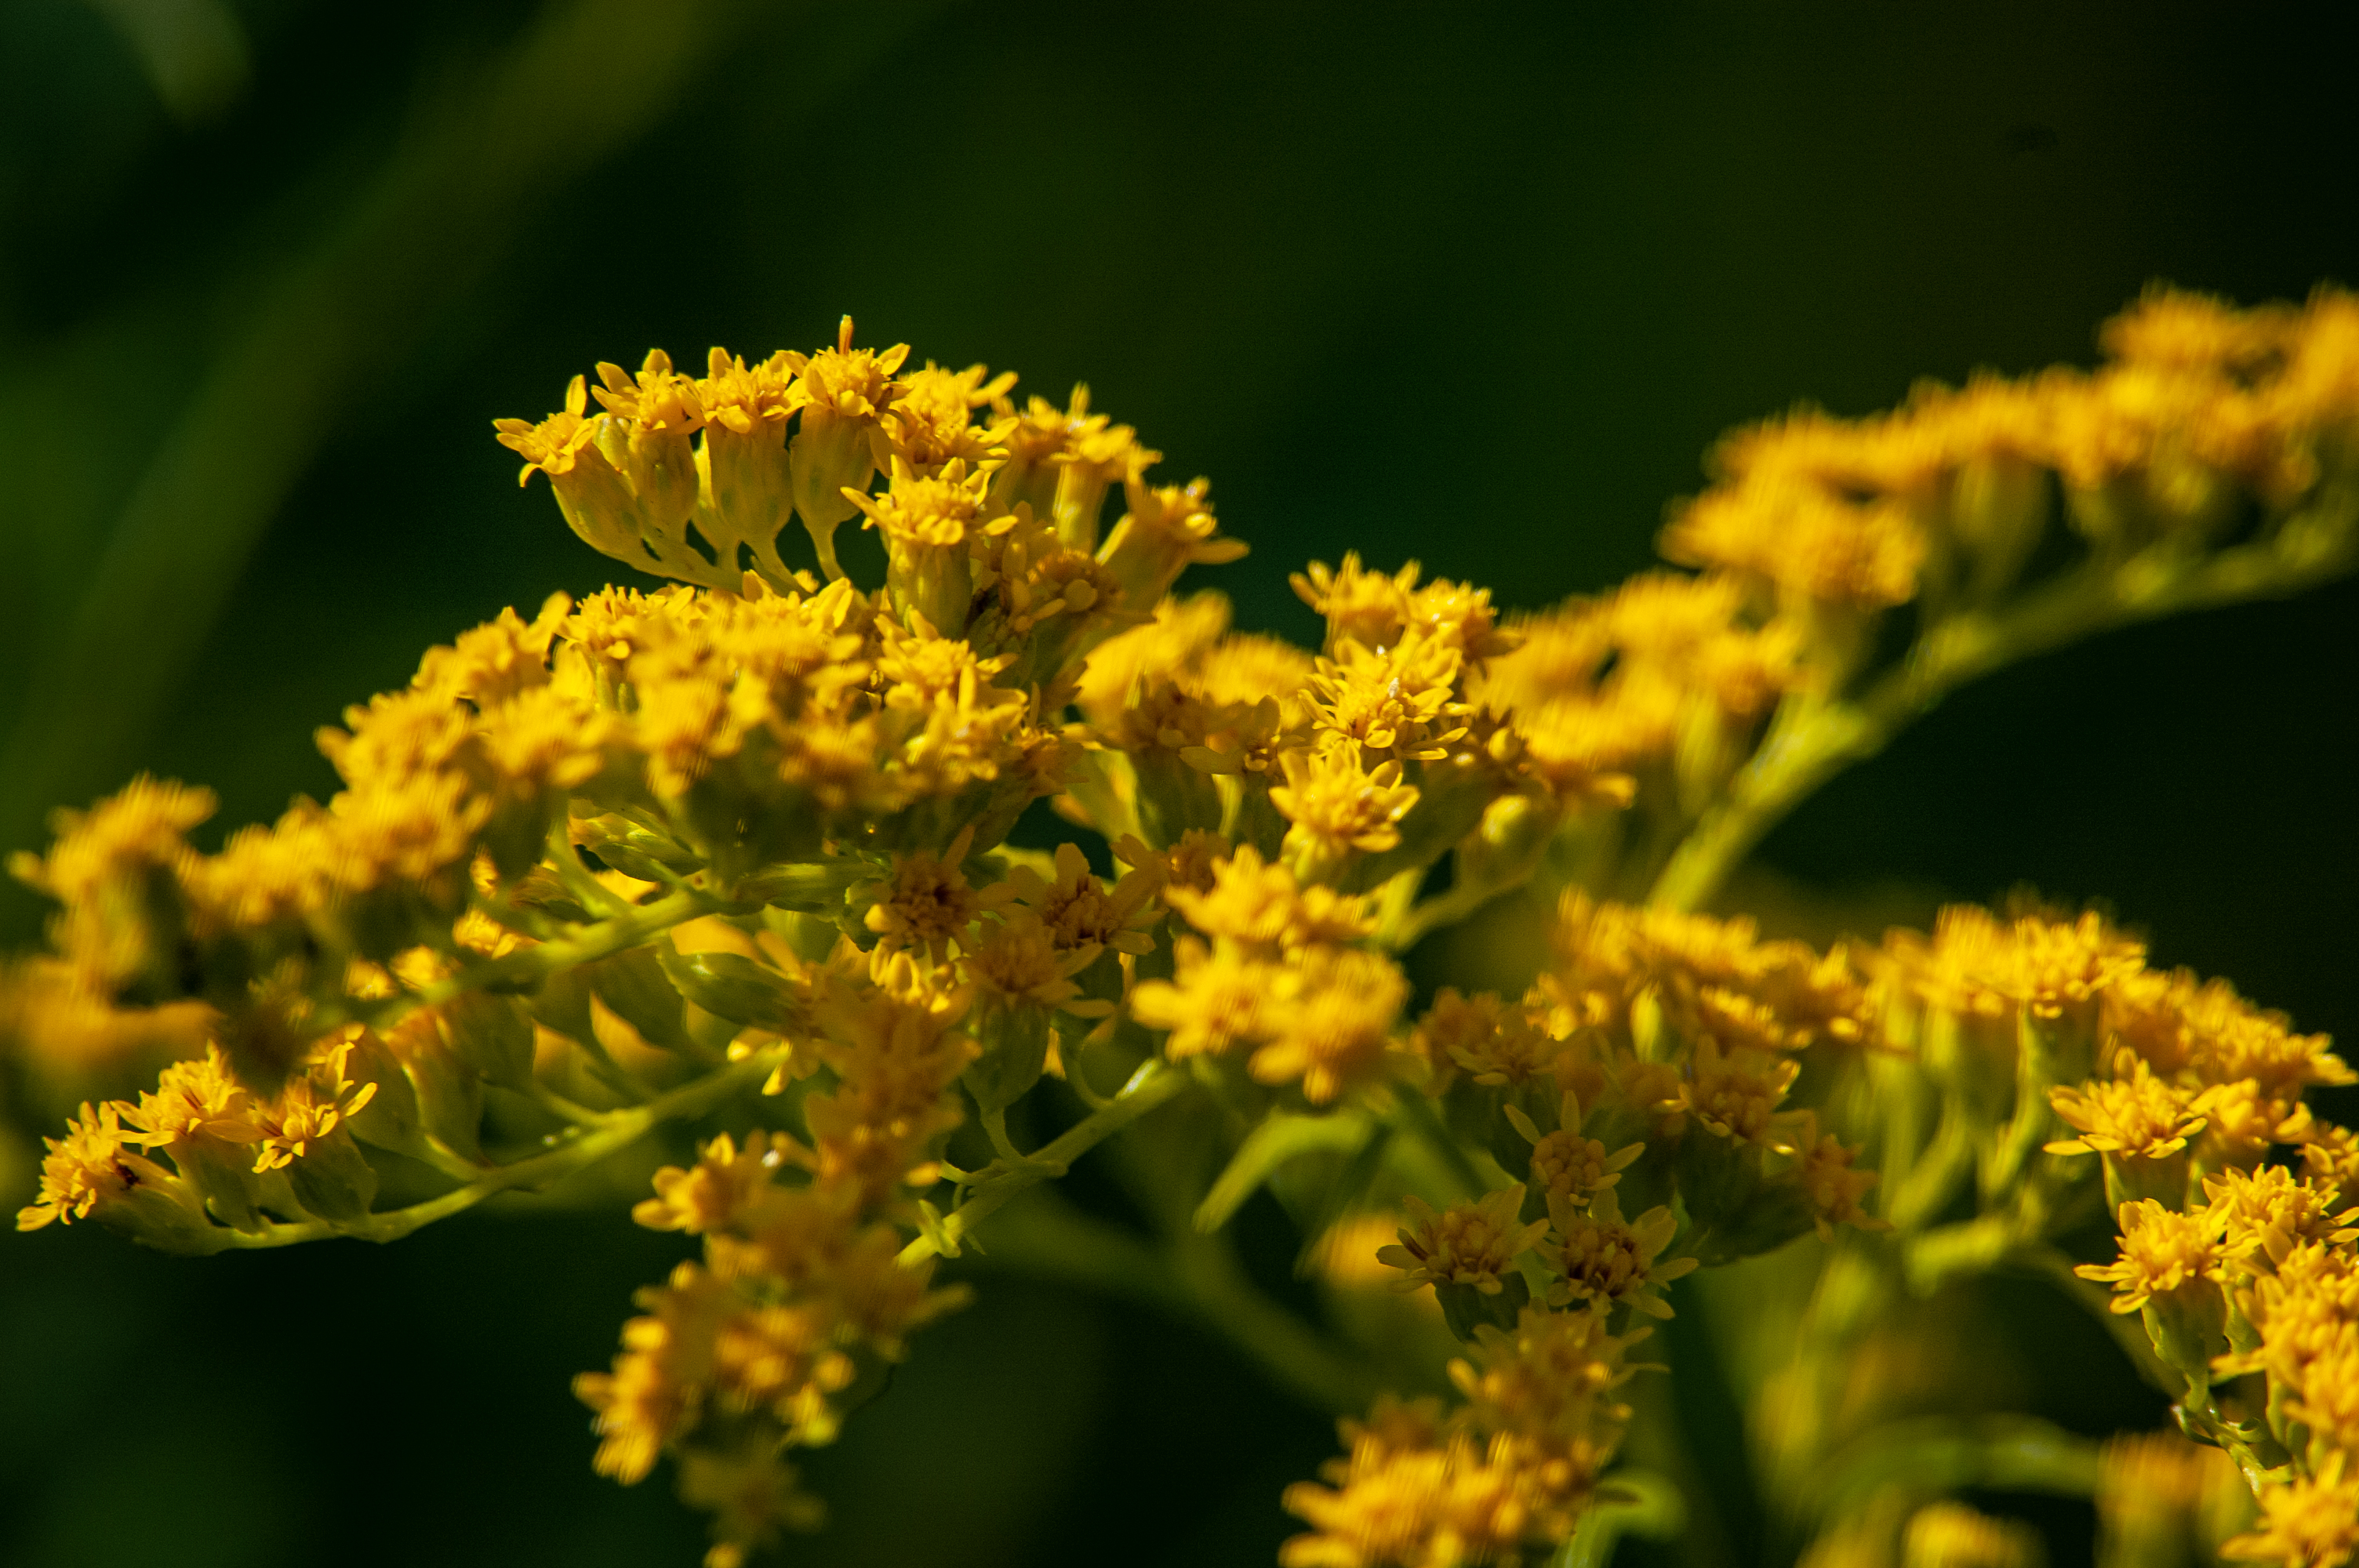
[8,288,2359,1568]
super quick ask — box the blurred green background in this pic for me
[2,2,2354,1564]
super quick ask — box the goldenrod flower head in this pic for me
[2095,1431,2239,1546]
[1292,553,1420,652]
[1412,988,1561,1090]
[883,360,1018,474]
[1280,1394,1564,1568]
[1007,840,1161,956]
[2303,1125,2359,1195]
[1901,1501,2040,1568]
[1449,1303,1641,1449]
[1543,1190,1695,1319]
[1100,472,1247,606]
[692,346,800,434]
[1162,844,1373,953]
[1662,471,1927,610]
[1273,742,1419,873]
[119,1045,263,1152]
[1129,936,1273,1062]
[781,315,909,423]
[9,775,214,990]
[250,1036,379,1172]
[2047,1061,2217,1161]
[493,372,603,485]
[634,1131,796,1236]
[2222,1450,2359,1568]
[1308,631,1470,763]
[1518,1103,1645,1213]
[964,910,1108,1015]
[676,1446,827,1568]
[413,593,569,707]
[1795,1131,1885,1240]
[710,1299,856,1442]
[1248,946,1409,1105]
[1679,1037,1801,1146]
[2077,1197,2228,1314]
[574,1260,741,1484]
[1379,1186,1548,1297]
[858,826,1006,960]
[16,1101,145,1230]
[2205,1165,2358,1274]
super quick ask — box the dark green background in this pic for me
[2,2,2352,1564]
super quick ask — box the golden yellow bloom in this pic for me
[574,1260,741,1484]
[16,1101,164,1231]
[2047,1062,2217,1160]
[989,383,1158,551]
[8,774,213,991]
[1795,1131,1885,1240]
[1279,1396,1556,1568]
[1272,742,1420,873]
[859,826,1009,960]
[2223,1451,2359,1568]
[2076,1198,2227,1314]
[1679,1037,1801,1146]
[676,1446,827,1568]
[1543,1191,1695,1319]
[710,1299,856,1443]
[1248,946,1409,1105]
[2205,1166,2357,1274]
[250,1037,380,1172]
[1902,1501,2039,1568]
[1100,472,1248,608]
[1307,631,1470,764]
[881,360,1017,475]
[964,911,1110,1016]
[1163,844,1374,953]
[1413,989,1565,1090]
[1007,840,1161,956]
[1129,936,1274,1061]
[1379,1187,1548,1297]
[634,1132,796,1236]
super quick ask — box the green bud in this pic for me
[657,946,805,1033]
[965,1002,1052,1120]
[439,992,536,1090]
[1437,1272,1531,1343]
[282,1126,380,1224]
[589,947,690,1050]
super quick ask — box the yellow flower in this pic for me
[1162,844,1374,953]
[1248,946,1409,1105]
[251,1036,380,1172]
[16,1101,149,1230]
[634,1131,797,1236]
[1794,1130,1885,1240]
[2205,1165,2358,1273]
[963,911,1110,1017]
[1012,840,1163,957]
[1130,937,1274,1062]
[1272,742,1420,878]
[1378,1187,1548,1297]
[857,826,1009,960]
[1902,1501,2040,1568]
[988,383,1158,552]
[2046,1062,2218,1160]
[881,360,1017,475]
[2074,1197,2226,1314]
[8,774,214,992]
[1678,1037,1801,1147]
[1099,472,1248,608]
[1543,1190,1696,1319]
[2222,1450,2359,1568]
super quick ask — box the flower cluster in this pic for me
[6,289,2358,1566]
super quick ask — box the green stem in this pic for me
[1646,511,2358,913]
[898,1058,1189,1265]
[198,1047,780,1252]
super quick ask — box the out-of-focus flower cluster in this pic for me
[6,289,2358,1567]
